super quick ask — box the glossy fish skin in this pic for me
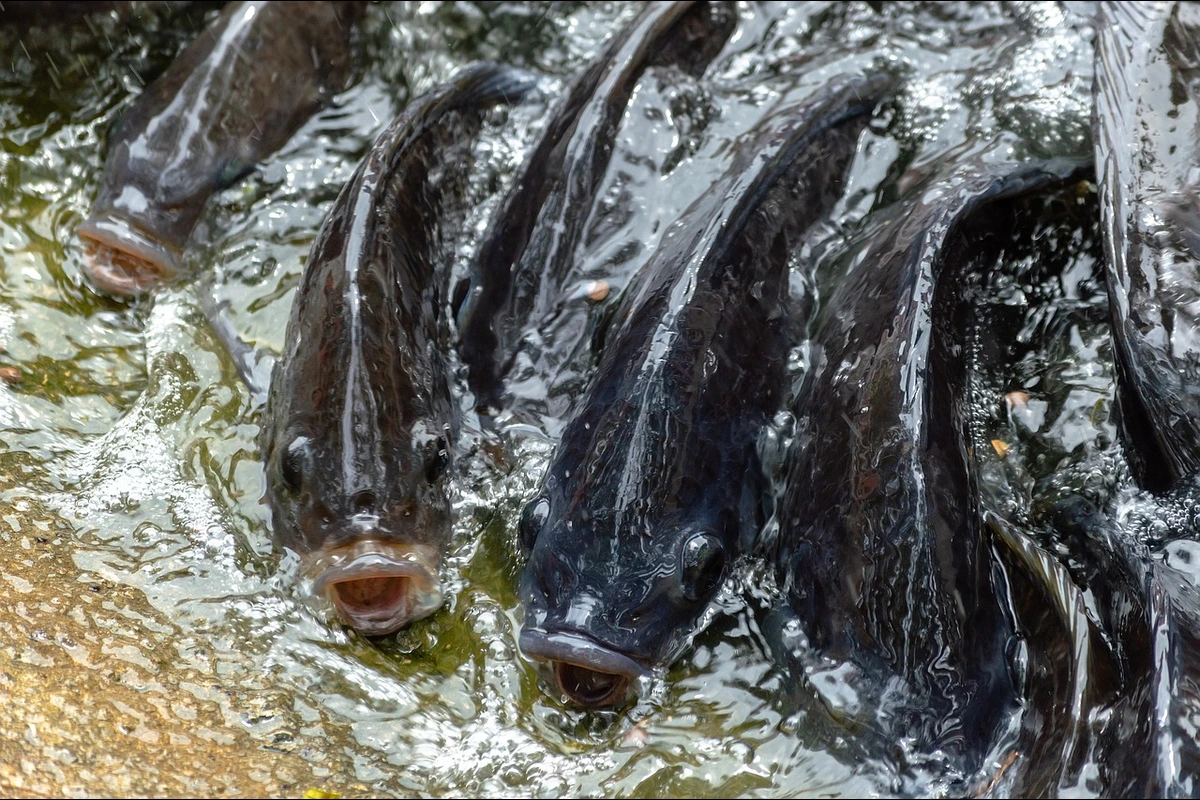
[773,160,1088,775]
[1094,1,1200,491]
[1046,496,1200,797]
[455,0,735,409]
[518,75,891,707]
[260,65,535,637]
[77,0,362,296]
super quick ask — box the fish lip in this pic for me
[518,628,652,683]
[76,215,182,296]
[306,540,443,637]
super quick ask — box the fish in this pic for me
[455,0,735,410]
[259,64,536,637]
[1043,495,1200,796]
[931,177,1200,795]
[76,0,362,296]
[923,182,1141,795]
[517,74,892,707]
[771,157,1089,778]
[1094,1,1200,491]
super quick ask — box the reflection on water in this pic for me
[0,2,1128,796]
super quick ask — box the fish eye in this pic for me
[518,496,550,554]
[423,436,448,484]
[280,436,311,494]
[678,532,726,603]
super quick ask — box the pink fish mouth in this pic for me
[306,539,443,637]
[519,629,651,707]
[76,215,182,296]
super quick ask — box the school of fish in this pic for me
[9,0,1200,795]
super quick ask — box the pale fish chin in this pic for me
[76,214,181,296]
[306,539,444,637]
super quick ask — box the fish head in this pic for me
[262,415,454,637]
[517,485,734,706]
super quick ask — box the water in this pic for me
[0,1,1129,796]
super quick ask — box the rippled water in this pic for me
[0,2,1143,796]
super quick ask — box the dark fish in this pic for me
[924,184,1131,796]
[259,64,536,637]
[1044,495,1200,797]
[772,158,1088,777]
[518,75,891,707]
[455,0,735,409]
[1094,1,1200,491]
[76,0,362,296]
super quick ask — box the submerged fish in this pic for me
[517,75,891,707]
[1044,495,1200,796]
[925,184,1139,795]
[1094,1,1200,491]
[772,158,1088,778]
[455,0,735,410]
[260,65,535,637]
[77,0,362,296]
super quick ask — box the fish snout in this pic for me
[519,629,651,707]
[307,539,443,636]
[76,215,182,296]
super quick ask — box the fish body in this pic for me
[1045,496,1200,797]
[260,64,535,637]
[77,0,362,296]
[455,0,735,409]
[1094,1,1200,491]
[517,75,890,706]
[773,158,1088,775]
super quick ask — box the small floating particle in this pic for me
[975,749,1020,795]
[991,439,1010,459]
[481,440,509,471]
[571,279,610,302]
[1004,391,1029,409]
[0,367,22,384]
[586,280,610,302]
[621,720,650,748]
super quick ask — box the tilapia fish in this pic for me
[927,185,1147,795]
[77,0,361,296]
[455,0,734,409]
[260,65,535,637]
[773,158,1087,777]
[517,75,891,707]
[1037,496,1200,797]
[1095,1,1200,491]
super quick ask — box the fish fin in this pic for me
[1099,1,1169,45]
[1044,494,1200,795]
[444,62,541,113]
[1156,181,1200,256]
[985,512,1114,796]
[196,289,272,405]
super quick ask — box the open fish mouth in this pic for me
[519,629,651,707]
[76,215,181,296]
[307,539,443,637]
